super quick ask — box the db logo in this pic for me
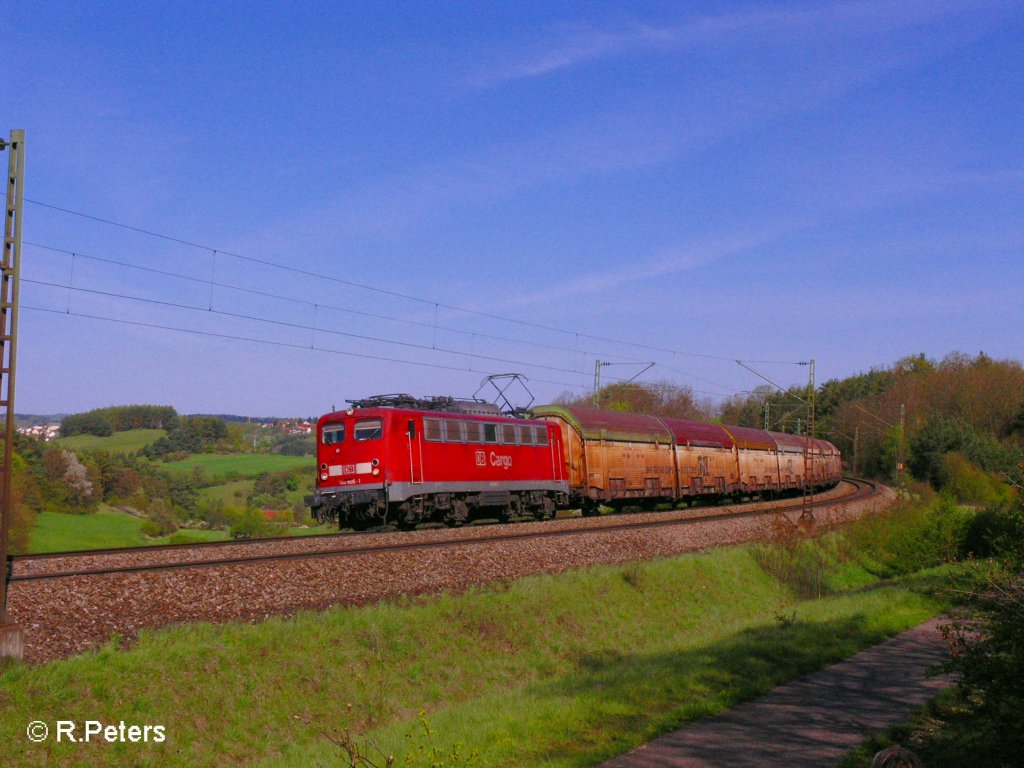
[475,450,486,467]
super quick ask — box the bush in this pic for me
[753,536,834,598]
[961,504,1020,559]
[141,499,179,537]
[891,497,970,574]
[198,498,232,529]
[943,452,1016,507]
[228,506,278,539]
[941,505,1024,764]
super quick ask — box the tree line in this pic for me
[579,352,1024,495]
[60,405,178,437]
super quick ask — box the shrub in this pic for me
[943,452,1016,507]
[961,503,1020,559]
[941,505,1024,764]
[142,498,180,537]
[198,498,232,530]
[753,536,833,598]
[228,506,278,539]
[848,495,972,577]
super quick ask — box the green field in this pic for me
[28,506,151,552]
[55,428,167,454]
[197,479,254,506]
[26,506,230,552]
[27,505,331,553]
[161,453,314,480]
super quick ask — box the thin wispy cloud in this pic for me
[500,223,807,309]
[473,0,1002,89]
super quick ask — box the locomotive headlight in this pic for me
[372,467,380,476]
[320,472,328,481]
[371,458,379,467]
[320,463,328,471]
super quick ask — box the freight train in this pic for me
[305,394,842,529]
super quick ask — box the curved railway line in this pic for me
[10,478,877,582]
[5,478,888,664]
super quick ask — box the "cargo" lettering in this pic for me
[490,452,513,470]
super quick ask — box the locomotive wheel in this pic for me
[395,502,418,530]
[534,496,555,520]
[445,498,469,526]
[499,495,521,523]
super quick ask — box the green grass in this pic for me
[28,505,156,552]
[287,523,335,536]
[196,479,254,506]
[54,428,167,453]
[162,529,231,545]
[0,541,958,768]
[161,453,314,480]
[27,502,329,553]
[26,506,232,552]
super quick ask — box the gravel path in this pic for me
[7,484,892,664]
[598,617,952,767]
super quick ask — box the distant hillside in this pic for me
[187,414,312,425]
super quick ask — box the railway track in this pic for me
[9,478,876,583]
[6,477,887,664]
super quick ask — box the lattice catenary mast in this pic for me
[0,130,25,660]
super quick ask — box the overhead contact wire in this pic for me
[24,199,743,362]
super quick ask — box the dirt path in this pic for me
[599,618,952,767]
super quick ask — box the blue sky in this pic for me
[8,0,1023,417]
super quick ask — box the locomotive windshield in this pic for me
[322,423,345,445]
[354,418,383,441]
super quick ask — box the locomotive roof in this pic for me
[531,405,673,444]
[347,394,504,416]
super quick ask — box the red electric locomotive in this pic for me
[306,395,569,529]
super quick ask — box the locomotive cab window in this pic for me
[354,418,383,441]
[322,423,346,445]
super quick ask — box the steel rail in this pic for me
[8,478,876,583]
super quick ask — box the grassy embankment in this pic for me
[1,498,972,768]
